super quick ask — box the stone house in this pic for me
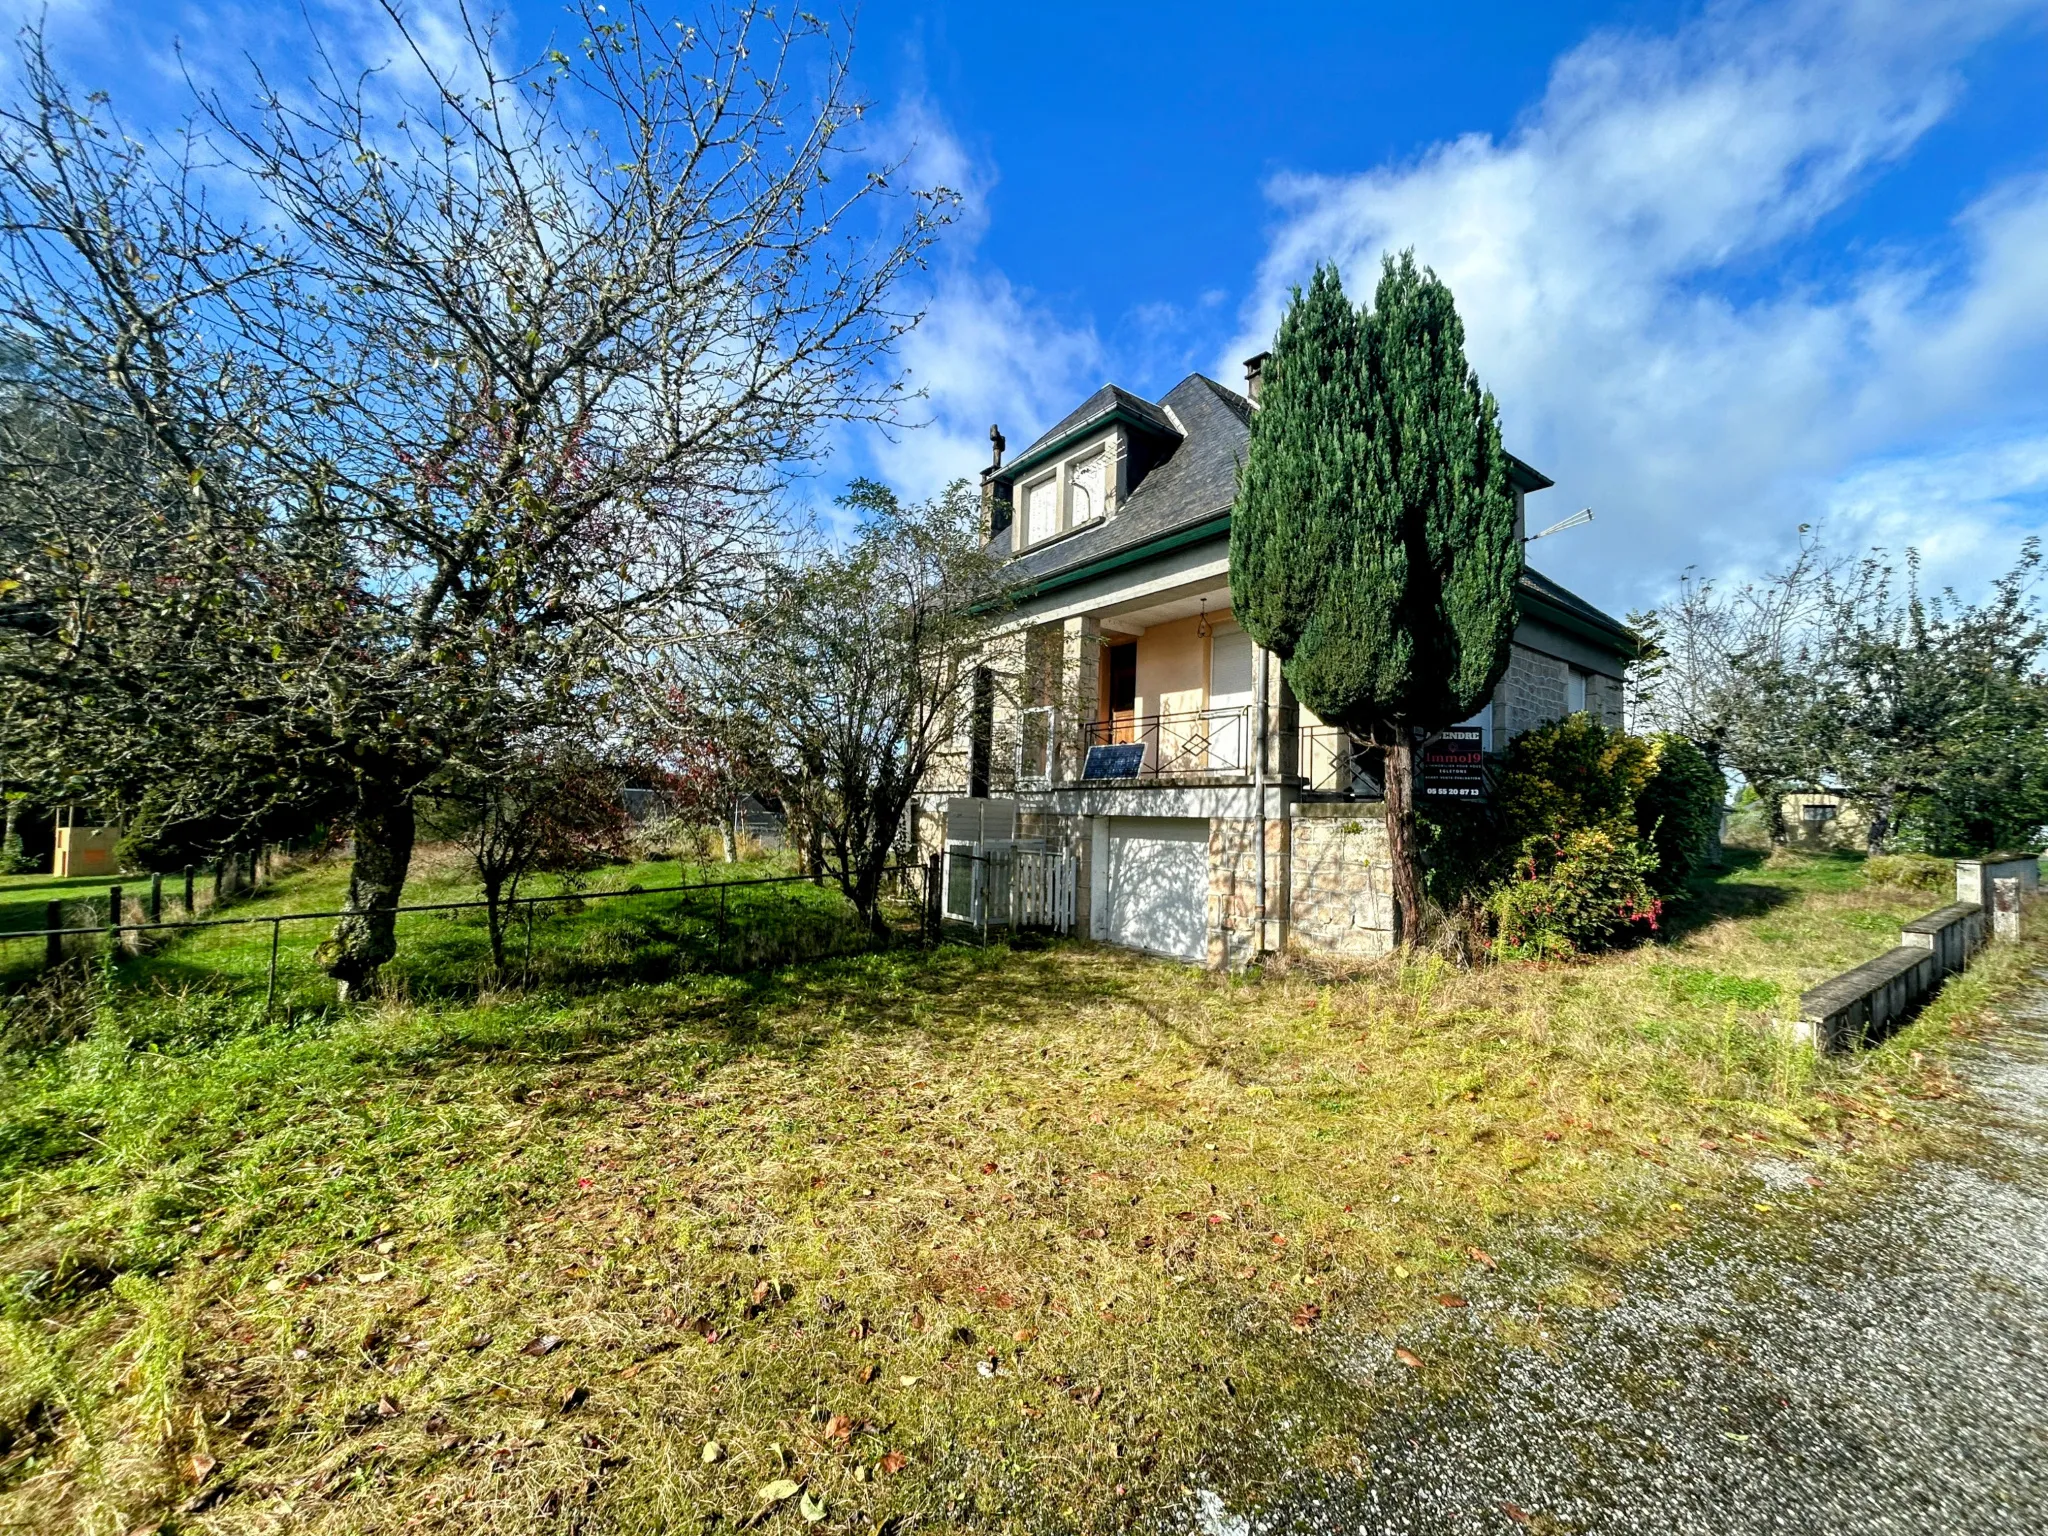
[915,361,1638,966]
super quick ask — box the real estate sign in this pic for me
[1421,727,1487,801]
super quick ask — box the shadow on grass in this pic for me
[0,875,122,934]
[1654,848,1800,942]
[246,935,1144,1101]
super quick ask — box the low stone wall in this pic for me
[1795,860,2028,1052]
[1955,853,2040,911]
[1286,802,1394,961]
[1900,902,1989,975]
[1797,947,1943,1053]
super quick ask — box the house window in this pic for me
[1105,644,1137,717]
[970,666,994,798]
[1802,802,1839,824]
[1567,667,1588,714]
[1066,452,1103,527]
[1024,475,1058,546]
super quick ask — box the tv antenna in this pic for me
[1525,508,1594,543]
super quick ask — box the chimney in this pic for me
[980,423,1012,545]
[1243,352,1270,406]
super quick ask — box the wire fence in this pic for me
[0,860,947,1014]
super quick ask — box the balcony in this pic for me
[1079,705,1252,780]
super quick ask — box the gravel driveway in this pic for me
[1195,981,2048,1535]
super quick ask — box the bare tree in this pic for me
[0,5,953,994]
[1628,530,1842,842]
[692,479,1004,931]
[429,745,632,976]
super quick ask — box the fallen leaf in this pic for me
[1437,1294,1468,1308]
[1013,1328,1037,1343]
[1394,1348,1423,1370]
[980,1162,998,1174]
[858,1364,877,1385]
[1269,1233,1288,1247]
[899,1375,920,1388]
[825,1414,852,1442]
[520,1335,563,1357]
[560,1385,588,1413]
[1502,1503,1533,1525]
[879,1450,909,1475]
[376,1396,401,1419]
[185,1452,217,1484]
[1467,1247,1497,1270]
[1289,1303,1320,1333]
[1074,1384,1103,1408]
[756,1478,801,1505]
[800,1489,827,1524]
[700,1440,725,1465]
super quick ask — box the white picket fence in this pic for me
[943,842,1077,934]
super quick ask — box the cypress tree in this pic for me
[1229,264,1366,658]
[1231,251,1522,943]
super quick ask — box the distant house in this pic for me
[917,361,1638,966]
[53,807,119,877]
[1781,791,1866,850]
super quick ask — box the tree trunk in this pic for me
[482,873,507,976]
[0,795,21,871]
[326,792,416,1000]
[1761,784,1789,845]
[721,800,738,864]
[1381,734,1424,947]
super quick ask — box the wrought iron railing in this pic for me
[1296,725,1383,797]
[1080,705,1252,777]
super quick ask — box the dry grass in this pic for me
[0,848,2037,1533]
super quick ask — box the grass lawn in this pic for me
[0,846,2036,1534]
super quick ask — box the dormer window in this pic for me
[1024,473,1059,545]
[1066,450,1103,527]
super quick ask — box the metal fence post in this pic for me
[107,884,122,950]
[44,900,61,970]
[183,863,195,917]
[149,872,163,924]
[265,917,281,1019]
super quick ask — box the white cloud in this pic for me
[1224,0,2048,608]
[847,95,1104,502]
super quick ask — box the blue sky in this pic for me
[20,0,2048,616]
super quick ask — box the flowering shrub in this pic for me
[1487,826,1663,961]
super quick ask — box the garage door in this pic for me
[1104,817,1209,962]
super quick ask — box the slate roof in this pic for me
[993,372,1632,657]
[1517,566,1637,648]
[1009,383,1181,468]
[997,374,1249,584]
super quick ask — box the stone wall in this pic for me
[1207,814,1286,969]
[1501,646,1569,740]
[1286,802,1395,960]
[1587,671,1625,728]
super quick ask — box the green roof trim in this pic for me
[997,404,1180,485]
[1516,585,1641,659]
[1010,507,1639,663]
[1012,511,1233,600]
